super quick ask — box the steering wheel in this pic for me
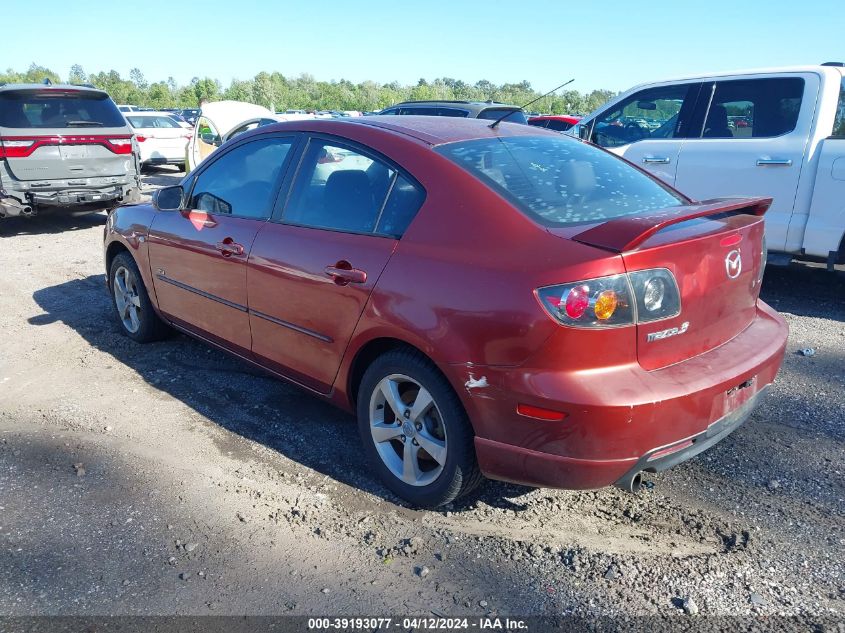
[623,121,648,141]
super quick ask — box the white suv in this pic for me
[571,63,845,270]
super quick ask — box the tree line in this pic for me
[1,63,616,115]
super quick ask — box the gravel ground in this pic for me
[0,169,843,626]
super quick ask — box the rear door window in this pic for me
[0,90,126,128]
[590,84,699,148]
[477,108,528,124]
[696,77,804,138]
[282,139,424,236]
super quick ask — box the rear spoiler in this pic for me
[571,197,772,253]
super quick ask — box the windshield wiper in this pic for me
[65,120,104,127]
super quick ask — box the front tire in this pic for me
[109,252,169,342]
[357,348,483,507]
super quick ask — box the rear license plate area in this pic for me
[723,375,757,414]
[60,145,91,160]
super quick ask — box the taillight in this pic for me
[105,137,133,153]
[135,135,147,143]
[627,269,681,322]
[0,139,36,158]
[537,268,681,329]
[0,135,133,156]
[537,274,634,328]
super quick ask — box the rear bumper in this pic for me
[462,301,788,490]
[613,384,768,486]
[31,187,124,207]
[0,184,141,216]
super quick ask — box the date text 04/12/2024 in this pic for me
[307,617,529,630]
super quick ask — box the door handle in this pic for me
[215,238,244,257]
[325,264,367,285]
[756,158,792,166]
[642,156,670,164]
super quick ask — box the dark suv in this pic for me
[0,82,141,218]
[378,100,527,124]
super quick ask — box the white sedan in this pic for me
[125,112,192,170]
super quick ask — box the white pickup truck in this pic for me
[570,63,845,270]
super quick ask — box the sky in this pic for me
[4,0,843,93]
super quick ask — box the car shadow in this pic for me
[0,211,106,237]
[30,275,537,513]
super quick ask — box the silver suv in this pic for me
[0,82,141,218]
[378,100,528,123]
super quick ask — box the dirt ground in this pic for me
[0,169,843,624]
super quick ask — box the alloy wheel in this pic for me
[369,373,448,487]
[113,265,142,334]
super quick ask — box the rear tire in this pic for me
[109,252,169,343]
[357,348,483,508]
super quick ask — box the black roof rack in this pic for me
[821,62,844,67]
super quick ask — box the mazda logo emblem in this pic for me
[725,250,742,279]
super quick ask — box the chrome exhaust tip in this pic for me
[616,471,643,494]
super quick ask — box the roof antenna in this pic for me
[42,77,52,86]
[489,78,574,129]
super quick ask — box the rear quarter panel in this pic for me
[326,134,627,411]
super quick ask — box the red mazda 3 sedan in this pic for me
[104,116,787,507]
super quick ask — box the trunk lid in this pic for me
[566,198,770,370]
[1,128,134,180]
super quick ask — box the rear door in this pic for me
[673,74,815,252]
[586,83,702,185]
[802,73,845,258]
[148,135,297,354]
[0,88,132,180]
[248,136,425,393]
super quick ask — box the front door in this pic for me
[587,83,702,186]
[190,115,221,170]
[148,135,296,354]
[248,137,425,393]
[674,75,816,252]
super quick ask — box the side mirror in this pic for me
[154,185,184,211]
[578,122,591,140]
[200,132,221,146]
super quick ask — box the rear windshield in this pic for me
[476,108,528,124]
[0,90,126,128]
[127,115,182,129]
[435,135,685,227]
